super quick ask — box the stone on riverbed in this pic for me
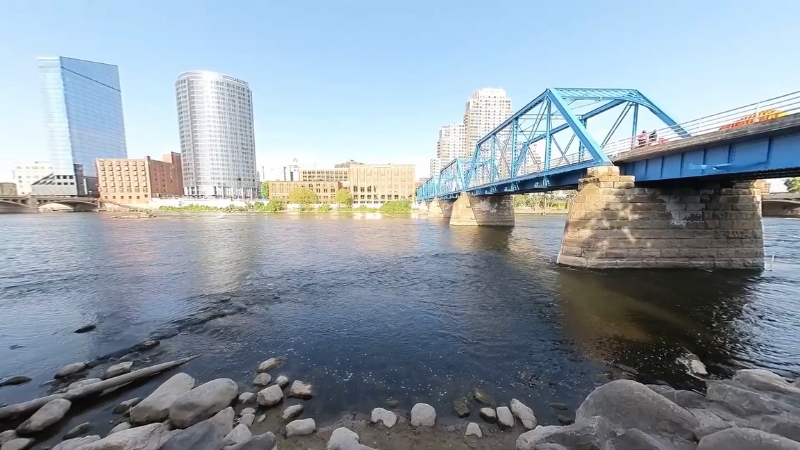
[282,404,304,421]
[327,427,377,450]
[697,427,800,450]
[74,323,97,333]
[252,373,271,387]
[496,406,514,430]
[0,438,34,450]
[239,413,255,427]
[238,392,255,404]
[370,408,396,428]
[55,362,87,379]
[112,397,142,414]
[103,362,133,379]
[108,422,131,434]
[479,407,497,423]
[471,387,494,406]
[466,422,482,437]
[168,378,239,428]
[510,398,537,430]
[287,380,314,399]
[452,397,469,418]
[286,418,316,437]
[209,407,235,436]
[257,385,284,407]
[256,357,284,373]
[63,422,93,439]
[224,424,252,446]
[53,435,101,450]
[276,375,290,389]
[0,376,31,387]
[410,403,436,427]
[17,398,71,435]
[241,407,256,415]
[67,378,101,391]
[129,372,195,425]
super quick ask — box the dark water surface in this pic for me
[1,213,800,435]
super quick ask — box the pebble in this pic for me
[497,406,514,430]
[453,397,470,418]
[370,408,397,428]
[55,362,87,379]
[257,385,284,407]
[465,422,482,437]
[471,387,494,406]
[67,378,101,391]
[479,407,497,423]
[285,418,316,437]
[550,403,568,411]
[239,413,255,427]
[112,397,142,414]
[510,398,537,430]
[275,375,290,389]
[257,414,266,423]
[386,399,400,409]
[103,362,133,379]
[240,407,256,415]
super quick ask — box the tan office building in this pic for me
[0,182,17,196]
[348,164,415,204]
[268,181,341,203]
[300,168,349,183]
[96,153,184,204]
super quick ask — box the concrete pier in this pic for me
[427,199,454,219]
[450,193,515,226]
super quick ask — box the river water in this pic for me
[1,212,799,431]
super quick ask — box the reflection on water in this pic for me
[1,213,799,427]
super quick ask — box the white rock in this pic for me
[77,422,178,450]
[0,431,17,446]
[287,380,314,399]
[239,413,255,427]
[326,427,377,450]
[410,403,436,427]
[67,378,102,391]
[208,407,235,436]
[257,385,284,407]
[104,362,134,379]
[257,414,266,423]
[112,397,142,414]
[16,398,71,434]
[370,408,397,428]
[275,375,290,389]
[510,398,537,430]
[253,373,272,387]
[286,418,316,437]
[224,424,252,446]
[0,438,34,450]
[238,392,255,404]
[168,378,238,429]
[496,406,514,429]
[257,357,283,372]
[241,407,256,415]
[677,352,708,375]
[282,404,304,421]
[52,435,101,450]
[479,407,497,423]
[465,422,482,437]
[109,422,131,434]
[129,372,195,425]
[55,362,86,378]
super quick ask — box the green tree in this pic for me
[334,189,353,207]
[288,187,318,209]
[379,200,412,213]
[260,182,270,199]
[785,178,800,193]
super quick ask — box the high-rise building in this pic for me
[36,57,128,196]
[429,158,441,179]
[462,88,512,158]
[96,153,184,204]
[437,123,466,163]
[12,161,54,195]
[176,71,258,198]
[283,158,301,181]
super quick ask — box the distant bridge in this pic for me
[762,193,800,217]
[0,195,99,212]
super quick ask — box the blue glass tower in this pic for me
[35,57,128,196]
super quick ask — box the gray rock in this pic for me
[53,435,101,450]
[385,399,399,409]
[275,375,289,389]
[17,398,71,435]
[471,387,494,406]
[63,422,93,439]
[241,407,256,415]
[108,422,131,435]
[256,357,284,373]
[370,408,396,428]
[326,427,376,450]
[698,427,800,450]
[207,407,235,436]
[677,352,707,375]
[0,438,34,450]
[516,416,612,450]
[706,381,788,417]
[410,403,436,427]
[550,403,568,411]
[226,432,276,450]
[224,424,252,446]
[257,414,265,423]
[287,380,314,399]
[0,431,17,446]
[465,422,482,437]
[253,373,271,387]
[129,372,195,425]
[497,406,514,430]
[752,414,800,443]
[257,385,283,407]
[239,413,255,427]
[77,422,178,450]
[286,418,316,437]
[282,404,304,421]
[479,407,497,423]
[511,398,537,430]
[103,362,133,379]
[606,428,697,450]
[576,380,699,440]
[160,421,224,450]
[734,369,800,396]
[169,378,239,428]
[112,397,142,414]
[557,415,574,426]
[0,376,32,387]
[529,445,568,450]
[452,397,469,418]
[238,392,255,404]
[74,324,97,333]
[689,408,737,438]
[67,378,101,391]
[647,385,708,409]
[55,362,86,379]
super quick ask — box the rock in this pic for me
[169,378,238,428]
[252,373,271,387]
[516,416,612,450]
[112,397,142,414]
[256,357,284,373]
[133,340,160,351]
[63,422,93,439]
[477,408,496,425]
[752,414,800,443]
[257,414,265,423]
[677,352,708,375]
[0,431,17,445]
[241,407,256,415]
[0,438,34,450]
[257,385,283,407]
[55,362,87,379]
[410,403,436,427]
[326,427,376,450]
[510,398,537,430]
[452,397,470,418]
[576,380,699,440]
[160,421,224,450]
[103,362,134,379]
[275,375,290,389]
[0,376,32,387]
[208,407,235,436]
[226,432,277,450]
[471,387,494,406]
[286,418,316,437]
[706,381,788,417]
[287,380,314,399]
[67,378,102,391]
[17,398,71,435]
[549,403,568,411]
[74,324,97,333]
[697,427,800,450]
[108,422,131,434]
[129,372,195,425]
[689,408,737,438]
[239,413,255,427]
[466,422,482,437]
[385,399,399,409]
[224,424,252,446]
[733,369,800,396]
[370,408,396,428]
[497,406,514,430]
[238,392,255,404]
[646,384,708,409]
[77,422,177,450]
[557,415,574,426]
[282,404,304,421]
[606,428,698,450]
[53,435,101,450]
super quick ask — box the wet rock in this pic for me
[511,398,537,430]
[74,324,97,333]
[208,407,235,436]
[606,428,697,450]
[169,378,238,428]
[677,352,708,375]
[496,406,514,430]
[706,380,787,417]
[17,398,71,435]
[471,387,494,406]
[226,432,276,450]
[112,397,142,414]
[385,399,399,409]
[576,380,699,440]
[133,340,160,352]
[327,427,377,450]
[55,362,86,379]
[0,376,32,387]
[287,380,314,399]
[698,427,800,450]
[733,369,800,396]
[63,422,93,439]
[257,414,265,423]
[129,372,195,425]
[479,407,497,423]
[103,362,133,379]
[646,384,708,409]
[1,438,34,450]
[282,404,304,421]
[752,414,800,443]
[0,431,17,446]
[465,422,482,437]
[557,415,574,426]
[452,397,470,418]
[252,373,271,387]
[286,418,316,437]
[67,378,101,391]
[224,424,252,446]
[516,416,612,450]
[53,435,101,450]
[108,422,131,435]
[77,422,177,450]
[238,392,255,404]
[549,403,568,411]
[256,357,284,373]
[688,408,737,438]
[275,375,289,389]
[411,403,436,427]
[370,408,396,428]
[257,385,283,407]
[160,420,224,450]
[241,407,256,416]
[239,413,255,427]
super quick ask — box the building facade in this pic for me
[0,183,17,196]
[12,162,54,195]
[348,164,415,205]
[96,153,184,204]
[282,158,301,181]
[335,159,363,168]
[462,88,512,158]
[176,71,258,198]
[437,123,466,162]
[268,181,340,203]
[300,168,349,183]
[36,57,128,196]
[429,158,441,179]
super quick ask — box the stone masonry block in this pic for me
[613,181,635,189]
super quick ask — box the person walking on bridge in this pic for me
[637,130,647,147]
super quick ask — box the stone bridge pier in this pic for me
[427,198,455,219]
[450,193,515,226]
[557,166,764,269]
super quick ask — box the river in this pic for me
[1,212,799,434]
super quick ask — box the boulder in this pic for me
[256,357,284,373]
[688,408,737,438]
[471,387,494,406]
[74,324,97,333]
[370,408,396,428]
[647,385,708,409]
[53,435,101,450]
[287,380,314,399]
[0,431,18,446]
[497,406,514,430]
[257,385,283,407]
[453,397,469,418]
[67,378,102,391]
[168,378,238,428]
[516,416,612,450]
[226,432,277,450]
[63,422,93,439]
[286,418,316,437]
[576,380,699,440]
[326,427,377,450]
[17,398,71,435]
[706,381,788,417]
[510,399,537,430]
[605,428,698,450]
[698,427,800,450]
[224,424,252,446]
[108,422,131,434]
[238,392,255,404]
[239,413,255,427]
[752,414,800,443]
[208,407,235,436]
[0,376,31,387]
[466,422,482,437]
[733,369,800,396]
[0,438,34,450]
[55,362,86,379]
[252,373,271,387]
[103,362,134,379]
[282,404,304,421]
[276,375,290,389]
[160,421,224,450]
[112,397,142,414]
[129,373,195,425]
[410,403,436,427]
[78,422,178,450]
[479,407,497,423]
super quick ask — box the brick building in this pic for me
[96,153,184,204]
[348,164,415,205]
[268,181,341,203]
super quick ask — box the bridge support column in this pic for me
[557,166,764,269]
[450,193,515,226]
[427,199,454,219]
[417,201,429,216]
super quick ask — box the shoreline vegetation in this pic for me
[157,200,414,214]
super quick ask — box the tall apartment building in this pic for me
[429,158,441,179]
[12,162,54,195]
[176,71,258,198]
[348,164,415,205]
[36,57,128,196]
[462,88,512,158]
[96,153,184,204]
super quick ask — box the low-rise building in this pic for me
[268,181,341,203]
[348,164,415,205]
[96,153,183,204]
[300,168,349,183]
[0,182,17,196]
[11,161,53,195]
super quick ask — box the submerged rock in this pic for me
[0,376,32,387]
[286,418,316,437]
[74,324,97,333]
[129,372,195,425]
[677,351,708,375]
[370,408,397,428]
[256,357,284,373]
[327,427,377,450]
[550,403,568,411]
[17,399,71,435]
[168,378,238,429]
[282,404,304,421]
[63,422,93,439]
[112,397,142,414]
[53,435,101,450]
[238,392,255,404]
[276,375,290,389]
[287,380,314,399]
[479,407,497,423]
[496,406,514,430]
[257,385,284,407]
[103,362,133,379]
[55,362,87,379]
[385,399,400,409]
[471,387,494,406]
[510,398,537,430]
[252,373,271,387]
[452,397,470,418]
[411,403,436,427]
[466,422,482,437]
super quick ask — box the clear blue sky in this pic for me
[0,0,797,182]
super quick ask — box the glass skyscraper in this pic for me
[35,56,128,196]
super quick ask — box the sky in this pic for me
[0,0,798,188]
